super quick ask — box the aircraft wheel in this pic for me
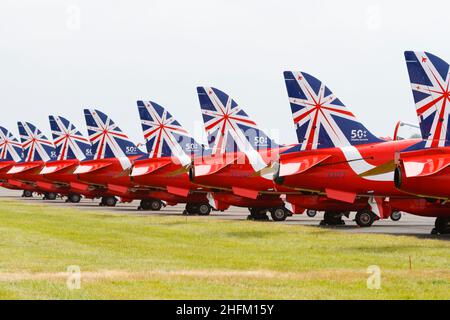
[321,211,345,226]
[150,200,163,211]
[198,204,211,216]
[355,210,375,227]
[185,203,197,215]
[22,190,33,198]
[306,209,317,218]
[390,211,402,221]
[45,192,57,200]
[270,207,288,221]
[139,199,162,211]
[247,208,269,221]
[103,196,117,207]
[68,194,81,203]
[139,199,150,210]
[434,217,450,234]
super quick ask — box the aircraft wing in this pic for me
[7,163,42,174]
[194,154,242,177]
[401,151,450,178]
[130,159,172,177]
[40,162,76,175]
[278,154,331,177]
[73,162,112,174]
[0,163,13,171]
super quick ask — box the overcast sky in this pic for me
[0,0,448,145]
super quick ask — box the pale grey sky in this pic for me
[0,0,448,145]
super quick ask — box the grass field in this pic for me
[0,199,448,299]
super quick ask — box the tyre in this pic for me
[322,211,344,225]
[355,210,375,227]
[198,204,211,215]
[270,207,288,221]
[139,199,155,211]
[434,217,450,234]
[390,211,402,221]
[248,208,269,221]
[68,194,81,203]
[185,203,196,215]
[306,209,317,218]
[150,200,162,211]
[104,197,117,207]
[46,192,57,200]
[22,190,33,198]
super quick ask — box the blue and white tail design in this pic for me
[17,122,57,162]
[84,109,145,168]
[137,101,202,166]
[49,116,93,161]
[197,86,277,171]
[0,126,23,162]
[283,71,382,151]
[404,51,450,148]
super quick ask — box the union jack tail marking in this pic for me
[283,71,381,151]
[17,122,57,162]
[84,109,145,168]
[404,51,450,148]
[197,86,278,171]
[137,101,202,166]
[0,126,23,162]
[49,115,93,161]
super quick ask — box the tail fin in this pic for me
[404,51,450,148]
[49,115,93,161]
[196,86,277,171]
[0,126,23,162]
[283,71,382,150]
[17,122,57,162]
[83,109,145,168]
[137,101,202,166]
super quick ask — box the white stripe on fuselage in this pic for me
[338,145,393,181]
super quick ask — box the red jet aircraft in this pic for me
[72,108,211,213]
[39,115,118,202]
[274,70,450,228]
[395,51,450,234]
[0,126,36,196]
[5,121,66,200]
[129,100,212,215]
[189,86,298,221]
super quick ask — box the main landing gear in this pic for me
[22,190,33,198]
[270,207,290,221]
[66,193,81,203]
[138,199,163,211]
[100,196,117,207]
[320,211,347,226]
[247,208,270,221]
[354,210,379,227]
[247,207,291,222]
[183,203,212,215]
[431,217,450,235]
[43,192,57,200]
